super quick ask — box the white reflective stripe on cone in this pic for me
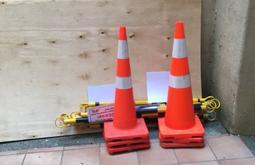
[169,74,191,88]
[172,39,187,58]
[116,76,132,89]
[117,40,129,59]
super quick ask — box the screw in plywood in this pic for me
[79,73,90,81]
[129,33,135,39]
[101,48,107,53]
[22,42,28,46]
[103,67,109,71]
[79,52,88,59]
[79,34,85,39]
[166,36,171,40]
[99,29,107,36]
[50,40,56,44]
[51,83,60,86]
[126,9,132,14]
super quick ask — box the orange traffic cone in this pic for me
[103,26,150,154]
[158,22,205,148]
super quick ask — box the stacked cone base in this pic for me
[158,115,205,148]
[160,141,204,148]
[106,141,150,154]
[104,118,150,154]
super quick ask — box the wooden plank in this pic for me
[2,0,110,4]
[0,0,200,30]
[0,0,201,142]
[0,0,162,30]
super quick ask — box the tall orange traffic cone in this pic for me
[158,22,205,148]
[103,26,150,154]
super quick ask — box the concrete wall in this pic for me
[202,0,255,135]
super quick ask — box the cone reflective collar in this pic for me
[169,74,191,89]
[158,21,205,148]
[104,26,150,154]
[172,40,187,58]
[116,77,132,89]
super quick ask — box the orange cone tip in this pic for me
[118,26,127,40]
[174,21,185,39]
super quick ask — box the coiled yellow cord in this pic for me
[199,96,220,121]
[55,114,72,128]
[203,97,221,113]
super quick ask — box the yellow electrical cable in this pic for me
[70,112,82,118]
[56,96,221,128]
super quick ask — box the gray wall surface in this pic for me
[202,0,255,135]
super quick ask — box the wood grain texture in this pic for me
[0,0,201,142]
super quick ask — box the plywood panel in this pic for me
[0,0,201,142]
[0,0,162,29]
